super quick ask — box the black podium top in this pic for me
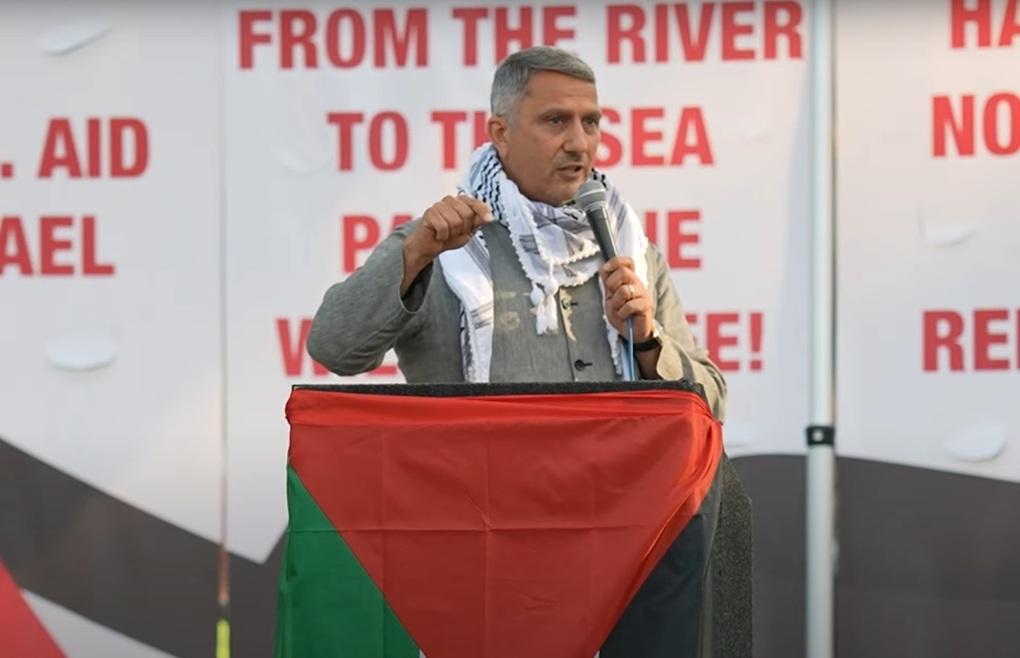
[293,379,707,404]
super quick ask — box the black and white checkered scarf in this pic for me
[437,143,649,382]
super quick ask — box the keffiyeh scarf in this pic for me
[437,142,649,382]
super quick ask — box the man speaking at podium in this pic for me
[307,45,726,421]
[297,46,741,658]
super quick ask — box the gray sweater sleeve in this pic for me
[645,243,729,421]
[306,220,431,376]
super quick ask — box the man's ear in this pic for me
[488,116,510,157]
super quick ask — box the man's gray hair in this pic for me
[490,46,596,126]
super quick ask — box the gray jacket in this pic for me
[307,220,727,420]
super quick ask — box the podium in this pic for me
[275,381,752,658]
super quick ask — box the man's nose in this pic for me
[562,119,587,153]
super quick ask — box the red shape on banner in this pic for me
[0,559,66,658]
[606,1,803,64]
[431,110,489,169]
[327,112,410,171]
[683,311,763,373]
[933,95,975,157]
[764,1,804,58]
[597,106,713,168]
[39,216,75,276]
[642,209,702,269]
[278,318,330,377]
[0,216,33,275]
[80,216,115,276]
[37,119,81,178]
[495,6,533,61]
[923,309,1020,372]
[982,94,1020,155]
[341,213,413,272]
[452,6,576,66]
[1001,0,1020,46]
[934,92,1020,156]
[721,2,756,61]
[342,214,381,272]
[749,312,763,371]
[951,0,992,47]
[974,309,1012,371]
[239,10,272,68]
[666,209,701,269]
[451,7,487,66]
[0,215,114,278]
[950,0,1020,49]
[705,312,740,371]
[37,118,148,179]
[280,10,318,68]
[238,8,429,70]
[0,163,12,178]
[924,311,965,372]
[933,93,1020,157]
[288,388,722,658]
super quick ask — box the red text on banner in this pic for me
[277,317,399,378]
[341,213,414,272]
[933,92,1020,157]
[598,106,713,167]
[686,311,764,373]
[924,309,1020,372]
[327,112,410,171]
[452,6,576,65]
[37,118,148,179]
[0,215,114,277]
[321,105,718,172]
[431,105,713,170]
[644,209,701,270]
[950,0,1020,49]
[278,312,760,377]
[238,8,428,69]
[606,1,804,63]
[432,110,490,169]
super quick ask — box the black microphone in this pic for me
[576,179,637,381]
[576,180,617,261]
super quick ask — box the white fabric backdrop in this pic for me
[836,0,1020,484]
[5,1,1017,656]
[223,0,812,562]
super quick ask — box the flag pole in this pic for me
[806,0,837,657]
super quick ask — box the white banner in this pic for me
[222,0,813,561]
[1,1,817,655]
[0,3,223,657]
[0,3,223,547]
[836,0,1020,483]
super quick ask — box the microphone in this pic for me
[575,180,635,381]
[576,180,617,261]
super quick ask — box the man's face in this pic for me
[489,71,602,207]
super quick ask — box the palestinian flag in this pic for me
[275,381,723,658]
[0,558,66,658]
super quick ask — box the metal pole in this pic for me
[807,0,836,657]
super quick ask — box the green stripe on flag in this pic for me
[275,465,419,658]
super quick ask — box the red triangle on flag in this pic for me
[288,388,722,658]
[0,559,67,658]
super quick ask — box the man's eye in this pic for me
[547,116,563,125]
